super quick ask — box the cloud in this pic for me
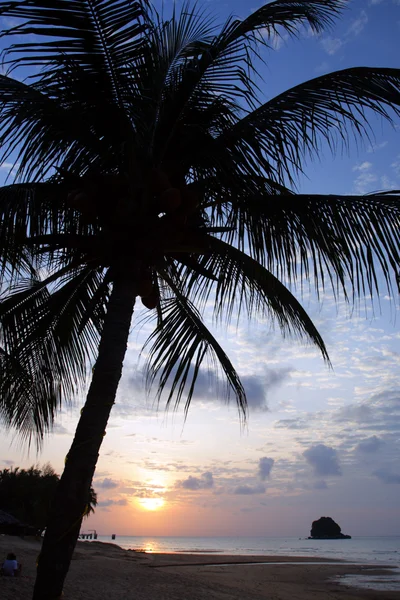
[0,161,19,177]
[176,471,214,491]
[258,457,274,480]
[313,480,328,490]
[315,61,329,73]
[321,37,343,55]
[275,419,308,430]
[372,468,400,484]
[356,436,384,453]
[51,423,69,435]
[367,141,388,153]
[233,483,266,495]
[261,27,289,51]
[391,155,400,177]
[353,162,373,172]
[335,403,374,423]
[97,498,128,507]
[0,162,16,170]
[352,162,379,194]
[139,363,290,412]
[347,11,368,36]
[320,10,368,57]
[303,444,342,476]
[96,477,119,489]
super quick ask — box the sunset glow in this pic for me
[138,498,165,511]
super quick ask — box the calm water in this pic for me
[89,535,400,565]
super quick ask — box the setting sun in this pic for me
[138,498,165,511]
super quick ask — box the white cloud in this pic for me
[352,162,379,194]
[320,10,368,57]
[352,162,373,172]
[347,10,368,37]
[391,155,400,176]
[380,175,398,190]
[261,27,289,51]
[367,141,388,153]
[0,162,19,176]
[321,36,344,55]
[315,61,329,73]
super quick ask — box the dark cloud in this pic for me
[97,498,128,507]
[303,444,341,476]
[335,404,374,423]
[176,472,214,491]
[356,435,384,453]
[372,468,400,485]
[242,369,292,411]
[258,457,274,480]
[312,480,328,490]
[233,484,266,495]
[333,392,400,440]
[119,361,290,413]
[95,478,119,489]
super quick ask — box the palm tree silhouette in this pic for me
[0,1,399,597]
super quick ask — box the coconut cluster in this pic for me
[65,169,200,310]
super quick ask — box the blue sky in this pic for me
[0,1,400,537]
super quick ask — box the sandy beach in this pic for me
[0,535,399,599]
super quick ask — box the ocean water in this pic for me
[89,535,400,565]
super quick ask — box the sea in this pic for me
[83,535,400,591]
[88,534,400,565]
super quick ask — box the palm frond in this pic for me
[0,182,99,283]
[216,191,400,303]
[144,272,246,421]
[218,68,400,184]
[0,1,150,98]
[167,239,329,362]
[0,266,109,445]
[152,0,347,158]
[0,74,111,180]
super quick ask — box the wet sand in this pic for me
[1,535,398,599]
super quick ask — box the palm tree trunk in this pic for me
[33,276,137,600]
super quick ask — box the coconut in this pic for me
[141,291,159,310]
[137,279,153,298]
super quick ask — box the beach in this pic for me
[0,535,399,600]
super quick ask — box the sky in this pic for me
[0,0,400,539]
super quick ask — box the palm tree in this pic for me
[0,0,399,597]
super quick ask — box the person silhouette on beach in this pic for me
[1,552,22,576]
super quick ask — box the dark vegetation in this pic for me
[0,465,97,534]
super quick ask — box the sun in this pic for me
[138,498,165,511]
